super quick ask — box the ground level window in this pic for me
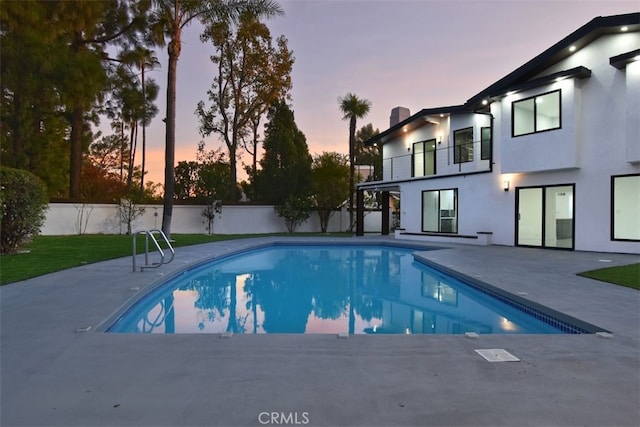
[612,174,640,241]
[516,184,574,249]
[422,189,457,233]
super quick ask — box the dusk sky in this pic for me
[128,0,639,185]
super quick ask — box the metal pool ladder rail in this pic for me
[132,229,175,272]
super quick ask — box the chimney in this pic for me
[390,106,410,127]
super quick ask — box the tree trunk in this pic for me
[120,121,125,182]
[69,105,84,199]
[127,121,136,191]
[251,118,259,200]
[348,116,356,232]
[319,209,330,233]
[140,60,146,195]
[228,143,238,200]
[161,29,180,238]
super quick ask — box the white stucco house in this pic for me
[356,13,640,254]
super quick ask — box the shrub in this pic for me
[117,196,146,235]
[275,196,313,233]
[202,200,222,234]
[0,167,49,254]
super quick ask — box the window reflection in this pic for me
[421,275,458,306]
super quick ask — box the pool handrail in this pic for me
[132,229,175,272]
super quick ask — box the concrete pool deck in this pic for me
[1,236,638,427]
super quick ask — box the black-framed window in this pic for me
[481,127,491,160]
[611,174,640,241]
[412,139,436,177]
[512,90,561,137]
[422,188,457,233]
[453,127,473,164]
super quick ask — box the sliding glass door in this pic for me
[517,188,543,246]
[516,184,574,249]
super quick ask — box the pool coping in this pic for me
[412,252,610,334]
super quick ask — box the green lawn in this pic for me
[0,233,349,285]
[577,263,640,290]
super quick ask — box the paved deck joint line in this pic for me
[219,332,233,339]
[75,325,92,333]
[465,332,479,339]
[596,332,614,339]
[337,332,349,339]
[475,349,520,362]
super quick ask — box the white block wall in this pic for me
[40,203,389,235]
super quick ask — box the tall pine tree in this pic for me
[253,100,311,204]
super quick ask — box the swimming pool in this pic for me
[107,244,594,334]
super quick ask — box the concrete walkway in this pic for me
[1,237,638,427]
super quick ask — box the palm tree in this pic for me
[136,49,160,195]
[338,93,371,232]
[150,0,283,238]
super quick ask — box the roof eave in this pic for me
[466,12,640,107]
[484,66,592,100]
[364,105,469,147]
[610,48,640,69]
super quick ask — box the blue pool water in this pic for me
[108,245,572,334]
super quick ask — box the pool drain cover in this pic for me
[475,349,520,362]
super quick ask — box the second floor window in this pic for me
[512,90,561,136]
[454,127,473,164]
[481,127,491,160]
[413,139,436,177]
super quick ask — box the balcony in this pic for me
[382,140,492,182]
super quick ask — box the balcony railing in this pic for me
[382,140,491,182]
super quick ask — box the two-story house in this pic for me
[357,13,639,254]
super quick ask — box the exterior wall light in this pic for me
[503,180,510,192]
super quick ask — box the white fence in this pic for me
[41,203,388,235]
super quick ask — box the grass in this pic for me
[0,233,350,285]
[577,263,640,290]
